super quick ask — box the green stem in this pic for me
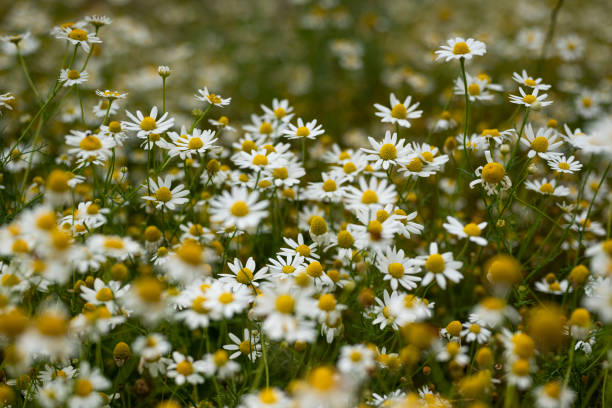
[459,57,472,172]
[189,104,213,132]
[17,46,40,101]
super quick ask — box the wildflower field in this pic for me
[1,0,612,407]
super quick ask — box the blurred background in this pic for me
[1,0,611,142]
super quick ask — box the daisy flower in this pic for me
[278,233,319,262]
[95,89,127,100]
[238,387,291,408]
[575,90,601,118]
[375,246,421,290]
[509,87,553,108]
[343,176,397,211]
[142,176,189,210]
[507,359,534,390]
[434,340,470,366]
[460,315,492,344]
[556,34,584,61]
[337,344,375,378]
[281,117,325,140]
[201,350,241,379]
[67,362,110,408]
[204,281,252,320]
[512,70,551,90]
[535,274,570,295]
[195,87,231,107]
[166,352,206,385]
[373,93,422,129]
[65,130,113,167]
[55,26,101,52]
[453,73,495,102]
[305,172,348,203]
[479,128,514,146]
[267,254,307,278]
[223,329,262,362]
[547,155,582,174]
[521,124,563,159]
[442,216,488,246]
[122,106,174,140]
[469,150,512,195]
[361,130,411,170]
[534,381,575,408]
[209,186,269,230]
[220,257,269,289]
[435,37,486,61]
[525,178,570,197]
[166,127,217,159]
[415,242,463,290]
[59,69,88,87]
[80,278,128,314]
[261,98,294,122]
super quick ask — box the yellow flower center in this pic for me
[582,97,592,108]
[531,136,549,152]
[544,382,561,399]
[239,340,253,355]
[318,294,336,311]
[296,244,310,257]
[350,351,362,362]
[281,265,295,274]
[307,261,323,278]
[308,367,334,391]
[337,230,354,248]
[259,122,273,134]
[391,104,407,119]
[342,162,357,174]
[1,274,19,286]
[96,288,113,301]
[447,341,460,356]
[155,186,172,202]
[136,278,163,303]
[482,162,505,184]
[522,94,537,104]
[467,83,481,96]
[273,167,288,179]
[367,220,383,240]
[361,189,378,204]
[69,28,88,42]
[469,323,481,333]
[310,216,327,235]
[558,162,570,170]
[176,360,194,376]
[176,241,203,266]
[242,140,257,152]
[407,157,423,172]
[12,239,29,253]
[252,154,269,166]
[388,262,405,278]
[79,135,102,151]
[207,94,222,104]
[36,314,68,337]
[296,126,310,137]
[192,296,209,314]
[425,253,445,274]
[322,179,337,192]
[140,116,157,131]
[231,201,249,217]
[188,137,204,150]
[274,107,286,118]
[218,292,234,304]
[463,223,481,236]
[67,70,80,80]
[104,237,124,249]
[524,78,537,87]
[512,359,530,376]
[452,41,470,54]
[539,183,554,194]
[236,268,254,284]
[379,143,397,160]
[73,379,93,397]
[275,294,295,314]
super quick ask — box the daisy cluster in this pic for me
[0,5,611,408]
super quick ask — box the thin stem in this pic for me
[459,57,472,172]
[77,85,85,125]
[162,77,167,113]
[189,104,213,132]
[102,99,114,126]
[17,46,41,101]
[537,0,565,74]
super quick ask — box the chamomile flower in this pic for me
[261,98,294,123]
[435,37,487,61]
[267,254,307,278]
[470,150,512,195]
[460,315,492,344]
[512,70,551,90]
[375,246,421,290]
[282,117,325,140]
[204,281,252,320]
[443,216,488,246]
[65,130,113,167]
[509,87,553,108]
[373,93,422,128]
[534,381,575,408]
[220,257,269,289]
[535,274,570,295]
[123,106,174,140]
[59,69,88,87]
[278,233,319,262]
[195,87,231,107]
[416,242,463,290]
[142,176,189,210]
[547,155,582,174]
[525,178,570,197]
[95,89,127,100]
[337,344,375,378]
[167,352,206,385]
[55,26,101,52]
[80,278,128,314]
[223,329,262,362]
[343,176,397,211]
[521,124,563,159]
[453,73,494,102]
[305,172,348,203]
[209,186,269,230]
[166,127,218,159]
[361,131,410,170]
[67,362,110,408]
[238,387,290,408]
